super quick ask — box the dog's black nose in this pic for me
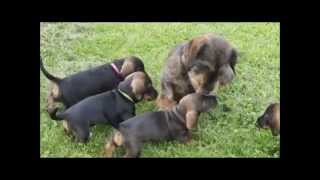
[255,120,261,128]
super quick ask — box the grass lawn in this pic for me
[40,22,280,157]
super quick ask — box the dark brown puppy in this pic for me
[105,93,218,157]
[157,33,237,110]
[52,72,158,143]
[40,56,145,119]
[256,103,280,136]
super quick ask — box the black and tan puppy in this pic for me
[256,103,280,136]
[40,56,145,119]
[51,71,158,143]
[105,93,218,157]
[157,33,237,110]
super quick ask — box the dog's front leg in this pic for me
[178,130,192,144]
[157,82,177,110]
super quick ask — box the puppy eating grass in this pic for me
[256,103,280,136]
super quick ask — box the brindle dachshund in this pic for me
[104,93,218,157]
[50,72,158,143]
[157,33,238,110]
[40,56,145,119]
[256,103,280,136]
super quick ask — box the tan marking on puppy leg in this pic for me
[104,131,124,157]
[104,140,116,157]
[156,95,176,110]
[186,111,199,130]
[185,139,192,144]
[182,131,192,144]
[46,82,60,114]
[46,93,55,111]
[113,131,124,146]
[189,73,206,94]
[51,83,60,98]
[212,81,220,94]
[62,120,71,136]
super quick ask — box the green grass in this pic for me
[40,22,280,158]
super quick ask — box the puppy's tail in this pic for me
[49,108,65,121]
[40,56,61,83]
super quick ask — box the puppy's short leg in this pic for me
[212,81,220,94]
[104,131,124,157]
[104,140,116,157]
[156,95,177,110]
[62,120,72,136]
[46,82,61,117]
[123,139,142,158]
[157,82,177,110]
[46,92,57,115]
[178,131,192,144]
[72,123,90,143]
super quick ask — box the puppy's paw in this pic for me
[104,142,115,157]
[184,139,192,145]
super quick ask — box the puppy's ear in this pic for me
[183,38,207,67]
[186,110,199,130]
[121,59,135,76]
[131,77,145,100]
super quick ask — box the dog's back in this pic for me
[59,62,124,107]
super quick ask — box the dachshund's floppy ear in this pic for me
[186,110,199,130]
[121,59,135,77]
[183,38,207,68]
[130,75,145,101]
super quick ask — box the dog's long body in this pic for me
[55,89,136,142]
[40,56,145,119]
[51,71,158,143]
[105,93,217,157]
[46,61,124,107]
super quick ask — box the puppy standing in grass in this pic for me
[105,93,218,158]
[256,103,280,136]
[157,33,238,110]
[40,56,145,119]
[50,71,158,143]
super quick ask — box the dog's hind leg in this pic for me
[62,120,72,136]
[46,82,61,118]
[71,123,90,143]
[104,131,124,157]
[123,138,142,158]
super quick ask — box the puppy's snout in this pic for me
[201,95,218,112]
[144,87,158,101]
[256,116,268,129]
[255,119,261,128]
[150,87,158,99]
